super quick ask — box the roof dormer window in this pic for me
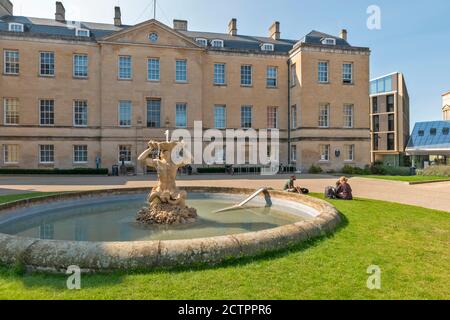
[261,43,274,51]
[196,38,208,46]
[321,38,336,45]
[76,28,90,37]
[8,23,24,33]
[211,39,224,48]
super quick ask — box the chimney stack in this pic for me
[340,29,348,41]
[55,1,66,22]
[228,18,237,36]
[0,0,13,16]
[114,6,122,26]
[173,19,188,31]
[269,21,280,40]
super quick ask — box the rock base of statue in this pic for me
[137,203,198,225]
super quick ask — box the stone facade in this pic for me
[0,6,371,173]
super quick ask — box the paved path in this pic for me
[0,174,449,212]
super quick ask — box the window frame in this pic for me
[267,106,278,129]
[240,65,253,86]
[211,39,224,48]
[196,38,208,46]
[319,144,330,162]
[175,103,188,128]
[147,58,160,81]
[73,100,88,127]
[318,61,329,83]
[290,63,297,86]
[214,105,226,129]
[3,98,19,125]
[319,104,330,128]
[73,54,88,78]
[3,50,20,75]
[291,105,297,129]
[8,23,24,33]
[343,104,354,128]
[261,43,274,52]
[344,144,355,162]
[342,63,353,84]
[39,144,55,164]
[240,105,253,129]
[146,98,161,128]
[118,55,133,80]
[39,51,55,77]
[118,145,132,164]
[175,59,187,83]
[214,63,226,85]
[73,145,88,164]
[3,144,19,164]
[321,38,336,45]
[118,101,132,128]
[39,99,55,126]
[75,28,90,37]
[290,145,297,163]
[266,66,278,88]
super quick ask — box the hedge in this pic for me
[0,168,109,175]
[196,167,227,174]
[341,164,411,176]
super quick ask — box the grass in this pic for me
[358,175,450,183]
[0,192,449,300]
[0,192,63,203]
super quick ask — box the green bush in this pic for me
[341,165,370,175]
[0,168,109,175]
[197,167,227,174]
[419,165,450,177]
[381,166,411,176]
[308,165,323,174]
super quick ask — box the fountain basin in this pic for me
[0,187,341,272]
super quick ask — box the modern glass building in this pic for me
[406,121,450,168]
[370,72,410,166]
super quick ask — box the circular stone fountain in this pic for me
[0,141,341,272]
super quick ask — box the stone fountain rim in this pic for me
[0,187,341,272]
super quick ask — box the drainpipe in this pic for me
[287,59,291,165]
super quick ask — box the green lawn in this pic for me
[359,175,450,183]
[0,193,449,300]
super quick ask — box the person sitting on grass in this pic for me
[284,176,309,194]
[336,176,353,200]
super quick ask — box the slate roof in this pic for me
[0,15,361,53]
[406,121,450,151]
[0,15,125,39]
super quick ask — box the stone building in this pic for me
[369,72,410,166]
[0,1,371,174]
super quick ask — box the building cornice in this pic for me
[289,43,370,59]
[0,32,98,46]
[97,40,204,51]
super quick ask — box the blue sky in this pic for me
[13,0,450,126]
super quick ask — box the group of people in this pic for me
[284,175,353,200]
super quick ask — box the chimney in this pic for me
[269,21,280,40]
[340,29,348,41]
[55,1,66,22]
[0,0,13,16]
[114,6,122,26]
[173,19,188,31]
[228,18,237,36]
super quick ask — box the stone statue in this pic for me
[136,140,197,225]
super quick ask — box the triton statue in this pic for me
[136,140,197,225]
